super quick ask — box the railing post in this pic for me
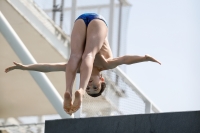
[113,68,161,113]
[0,11,71,119]
[71,0,77,31]
[145,100,152,113]
[109,0,115,51]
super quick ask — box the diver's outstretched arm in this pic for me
[5,62,66,73]
[105,54,161,69]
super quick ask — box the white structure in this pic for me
[0,11,70,119]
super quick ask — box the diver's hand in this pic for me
[145,55,161,65]
[5,62,26,73]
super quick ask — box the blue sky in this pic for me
[126,0,200,112]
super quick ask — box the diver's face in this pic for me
[86,75,104,95]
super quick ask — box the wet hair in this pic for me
[87,82,106,97]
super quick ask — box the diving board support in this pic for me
[0,11,71,119]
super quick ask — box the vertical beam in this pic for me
[145,100,152,113]
[60,0,64,28]
[109,0,115,51]
[117,0,122,57]
[71,0,77,31]
[116,0,123,85]
[52,0,56,21]
[0,12,71,119]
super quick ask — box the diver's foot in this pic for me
[63,91,72,115]
[145,55,161,65]
[71,90,84,113]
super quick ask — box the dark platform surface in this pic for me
[45,111,200,133]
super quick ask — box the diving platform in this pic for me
[45,111,200,133]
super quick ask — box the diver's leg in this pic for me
[71,19,108,112]
[64,19,87,114]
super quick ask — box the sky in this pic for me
[33,0,200,113]
[125,0,200,112]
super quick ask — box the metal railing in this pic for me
[7,0,71,59]
[112,68,161,113]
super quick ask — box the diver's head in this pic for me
[86,73,106,97]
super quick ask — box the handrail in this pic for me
[112,67,161,113]
[26,0,70,42]
[7,0,70,59]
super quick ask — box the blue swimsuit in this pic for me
[75,13,107,27]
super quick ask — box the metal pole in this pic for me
[71,0,77,31]
[60,0,64,28]
[116,0,123,86]
[0,12,71,119]
[117,0,122,57]
[109,0,115,51]
[52,0,56,21]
